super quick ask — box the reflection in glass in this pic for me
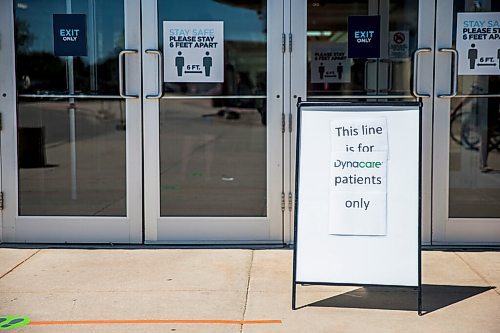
[17,99,127,216]
[160,99,267,217]
[306,0,418,98]
[15,0,124,95]
[15,0,126,216]
[158,0,267,216]
[159,0,267,97]
[449,95,500,218]
[448,0,500,218]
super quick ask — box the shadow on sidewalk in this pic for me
[303,284,495,314]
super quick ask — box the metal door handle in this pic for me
[118,49,139,99]
[412,48,431,98]
[437,48,458,98]
[364,59,377,93]
[145,49,164,99]
[379,59,392,93]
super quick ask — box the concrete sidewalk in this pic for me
[0,248,499,332]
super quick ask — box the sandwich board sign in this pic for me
[292,101,422,314]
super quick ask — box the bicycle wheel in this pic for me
[488,132,500,152]
[450,110,464,146]
[461,115,480,151]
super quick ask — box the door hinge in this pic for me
[289,33,293,53]
[281,113,285,133]
[288,113,293,132]
[288,192,293,212]
[281,192,285,211]
[282,33,286,53]
[0,192,4,210]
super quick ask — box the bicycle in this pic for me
[449,84,500,153]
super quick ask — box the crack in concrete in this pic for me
[240,250,254,333]
[454,252,500,296]
[0,249,41,280]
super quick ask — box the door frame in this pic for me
[10,0,497,245]
[141,0,285,243]
[432,0,500,245]
[0,0,143,243]
[0,1,16,244]
[288,0,436,245]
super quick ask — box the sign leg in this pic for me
[418,284,423,316]
[292,282,297,310]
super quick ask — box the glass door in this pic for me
[0,0,143,243]
[289,0,435,243]
[141,0,284,243]
[433,0,500,244]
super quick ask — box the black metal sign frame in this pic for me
[292,99,423,315]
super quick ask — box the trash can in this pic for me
[18,127,47,168]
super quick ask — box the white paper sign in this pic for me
[330,152,387,192]
[330,118,388,153]
[329,192,387,235]
[329,118,388,236]
[311,43,351,83]
[163,21,224,82]
[456,12,500,75]
[389,31,409,59]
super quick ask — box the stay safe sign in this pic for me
[163,21,224,83]
[53,14,87,57]
[310,43,351,83]
[456,12,500,75]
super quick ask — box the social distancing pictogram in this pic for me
[164,21,224,82]
[456,12,500,75]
